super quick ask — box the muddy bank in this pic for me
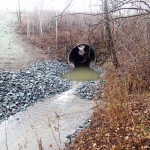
[0,11,48,71]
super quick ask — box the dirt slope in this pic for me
[0,11,48,71]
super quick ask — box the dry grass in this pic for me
[67,79,150,149]
[65,16,150,148]
[66,49,150,149]
[18,11,150,149]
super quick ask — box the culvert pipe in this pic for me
[68,44,96,68]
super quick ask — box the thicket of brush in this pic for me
[18,7,150,149]
[67,58,150,149]
[19,10,109,63]
[66,16,150,149]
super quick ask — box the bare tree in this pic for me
[104,0,120,68]
[56,10,58,50]
[27,12,31,38]
[16,0,21,24]
[88,0,150,67]
[22,0,150,67]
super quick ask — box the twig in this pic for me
[5,121,8,150]
[35,133,44,150]
[48,118,61,150]
[57,114,61,145]
[60,0,74,16]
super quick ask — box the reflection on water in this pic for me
[62,66,100,81]
[0,83,94,150]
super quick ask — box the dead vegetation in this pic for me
[66,59,150,149]
[17,1,150,149]
[66,18,150,148]
[18,10,109,63]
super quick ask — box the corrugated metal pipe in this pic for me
[68,44,96,68]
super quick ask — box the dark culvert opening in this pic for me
[68,44,96,68]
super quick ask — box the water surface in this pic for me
[62,66,100,81]
[0,82,95,150]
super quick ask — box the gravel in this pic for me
[90,62,104,75]
[0,61,104,123]
[74,62,104,100]
[65,118,92,145]
[0,61,72,123]
[74,81,101,100]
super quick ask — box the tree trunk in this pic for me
[56,11,58,50]
[17,0,21,24]
[32,19,35,39]
[39,10,43,48]
[27,16,30,38]
[104,0,120,68]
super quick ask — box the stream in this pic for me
[62,66,100,81]
[0,82,95,150]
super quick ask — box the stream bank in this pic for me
[0,11,49,71]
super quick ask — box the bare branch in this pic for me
[110,7,150,13]
[60,0,74,16]
[118,28,150,53]
[89,12,150,27]
[136,1,150,9]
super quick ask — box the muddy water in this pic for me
[62,66,100,81]
[0,83,95,150]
